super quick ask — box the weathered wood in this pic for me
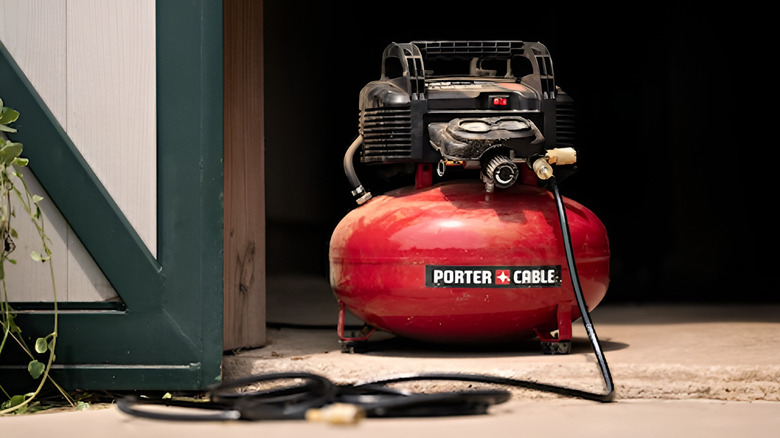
[223,0,266,350]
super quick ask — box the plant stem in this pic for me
[0,165,69,414]
[0,259,62,415]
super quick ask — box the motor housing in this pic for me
[358,40,574,167]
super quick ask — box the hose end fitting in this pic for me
[306,403,365,425]
[532,157,553,180]
[351,185,372,205]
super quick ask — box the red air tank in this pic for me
[329,179,610,349]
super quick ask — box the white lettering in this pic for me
[432,269,499,285]
[430,267,558,287]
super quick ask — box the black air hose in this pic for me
[357,176,615,402]
[117,172,615,423]
[548,175,615,401]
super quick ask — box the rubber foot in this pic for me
[541,340,571,355]
[340,340,369,354]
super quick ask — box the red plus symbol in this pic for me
[495,270,510,285]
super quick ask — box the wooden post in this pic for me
[223,0,266,350]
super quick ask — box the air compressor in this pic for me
[329,41,610,355]
[114,41,615,422]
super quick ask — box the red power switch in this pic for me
[492,96,508,106]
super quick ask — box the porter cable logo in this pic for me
[425,265,562,288]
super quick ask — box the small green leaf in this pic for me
[28,360,45,379]
[0,107,19,124]
[32,194,44,204]
[35,337,48,353]
[13,157,29,167]
[1,394,27,412]
[0,142,23,165]
[5,312,21,334]
[30,250,49,262]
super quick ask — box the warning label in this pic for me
[425,265,561,288]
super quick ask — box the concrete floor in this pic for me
[4,398,780,438]
[227,303,780,402]
[4,303,780,436]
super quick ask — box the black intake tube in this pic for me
[344,135,372,205]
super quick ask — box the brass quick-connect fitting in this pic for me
[533,147,577,180]
[532,157,553,180]
[306,403,365,425]
[546,147,577,165]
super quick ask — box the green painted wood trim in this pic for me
[0,37,162,314]
[0,0,223,390]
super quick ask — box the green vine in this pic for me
[0,98,75,414]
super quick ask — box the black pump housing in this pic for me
[358,40,574,165]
